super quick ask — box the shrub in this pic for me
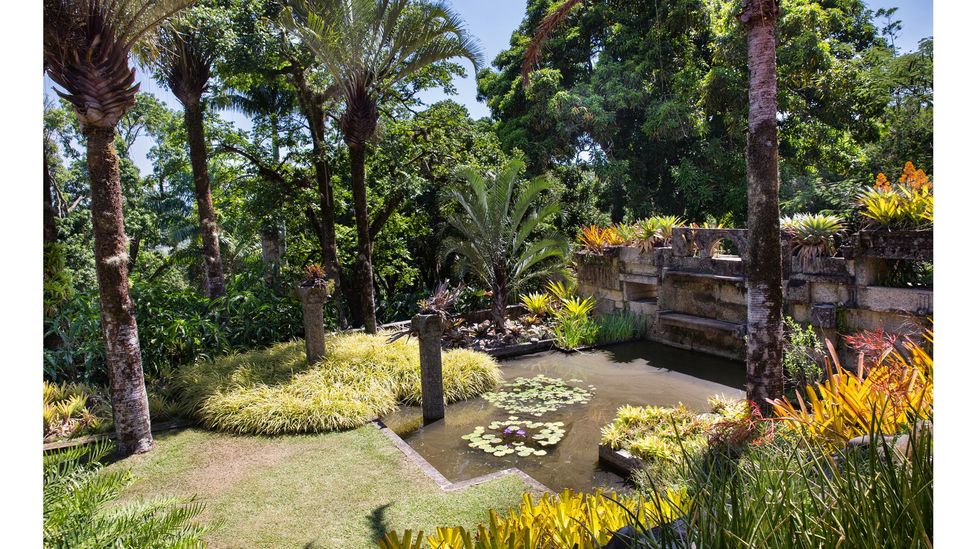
[600,398,749,478]
[596,310,647,344]
[782,317,827,389]
[518,292,550,316]
[44,443,207,548]
[769,334,932,448]
[44,275,305,383]
[379,488,689,549]
[178,333,501,435]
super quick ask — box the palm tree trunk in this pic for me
[84,126,155,456]
[741,0,784,413]
[293,71,348,329]
[491,276,508,333]
[184,101,225,298]
[349,142,378,333]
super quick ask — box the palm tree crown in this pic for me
[280,0,484,144]
[44,0,194,128]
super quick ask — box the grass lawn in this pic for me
[107,426,539,548]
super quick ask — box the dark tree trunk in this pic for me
[741,0,784,413]
[349,143,378,333]
[184,101,225,298]
[44,145,58,245]
[292,68,348,329]
[84,126,154,456]
[491,265,508,332]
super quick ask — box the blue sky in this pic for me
[45,0,932,175]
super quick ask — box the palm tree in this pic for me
[444,159,568,332]
[280,0,483,333]
[44,0,193,455]
[740,0,785,412]
[142,10,227,298]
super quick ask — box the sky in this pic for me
[44,0,932,176]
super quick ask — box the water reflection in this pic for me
[382,341,745,492]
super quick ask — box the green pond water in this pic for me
[382,341,745,492]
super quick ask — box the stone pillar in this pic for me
[412,313,445,424]
[298,284,330,363]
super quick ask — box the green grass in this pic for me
[177,333,501,435]
[108,427,538,548]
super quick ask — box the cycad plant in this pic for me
[280,0,483,333]
[141,5,233,297]
[444,159,568,331]
[44,442,207,548]
[44,0,194,455]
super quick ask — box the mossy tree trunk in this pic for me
[184,100,225,298]
[85,126,155,455]
[741,0,785,413]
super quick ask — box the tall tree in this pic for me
[143,8,228,297]
[44,0,192,455]
[280,0,483,333]
[740,0,784,411]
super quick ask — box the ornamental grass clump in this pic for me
[177,333,501,435]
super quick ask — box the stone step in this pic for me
[663,270,745,285]
[656,311,746,337]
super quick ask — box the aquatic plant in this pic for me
[596,310,646,344]
[482,375,594,416]
[462,417,565,457]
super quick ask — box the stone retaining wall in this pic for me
[577,229,932,364]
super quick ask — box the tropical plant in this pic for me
[842,328,899,368]
[43,381,111,442]
[544,279,575,304]
[519,292,550,316]
[380,488,688,549]
[781,212,846,260]
[280,0,483,333]
[551,296,598,349]
[443,159,568,331]
[858,162,934,229]
[630,423,932,548]
[45,0,195,455]
[782,317,826,389]
[769,334,933,448]
[578,224,609,254]
[44,442,207,548]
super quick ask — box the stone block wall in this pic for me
[575,228,933,365]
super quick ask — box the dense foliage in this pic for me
[478,0,933,223]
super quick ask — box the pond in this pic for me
[382,341,745,492]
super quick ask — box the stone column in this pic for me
[298,284,330,363]
[412,313,445,424]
